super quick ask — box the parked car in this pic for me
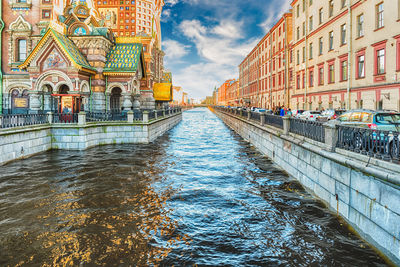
[332,110,400,158]
[317,109,346,122]
[298,110,322,121]
[292,109,305,118]
[334,110,400,131]
[254,108,266,113]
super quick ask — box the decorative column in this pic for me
[122,93,133,111]
[47,111,53,124]
[143,111,149,123]
[132,94,141,110]
[127,110,134,123]
[29,91,42,114]
[43,92,53,112]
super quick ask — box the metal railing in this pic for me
[52,113,78,124]
[290,118,325,143]
[86,112,127,122]
[0,107,182,130]
[0,113,48,129]
[264,113,283,129]
[148,110,156,120]
[157,110,164,118]
[337,126,400,161]
[250,111,260,121]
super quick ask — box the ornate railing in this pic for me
[337,126,400,161]
[264,113,283,129]
[52,113,78,124]
[157,110,164,118]
[86,112,127,122]
[148,110,156,120]
[0,113,48,129]
[250,111,261,122]
[289,118,325,143]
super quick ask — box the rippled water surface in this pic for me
[0,108,388,266]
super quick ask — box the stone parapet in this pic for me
[214,109,400,266]
[0,112,182,166]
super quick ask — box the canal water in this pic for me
[0,108,388,266]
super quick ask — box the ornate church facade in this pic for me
[0,0,170,114]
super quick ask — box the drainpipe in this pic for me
[346,1,352,109]
[105,75,108,111]
[0,0,4,114]
[284,15,288,108]
[304,1,309,110]
[257,47,260,107]
[89,75,93,112]
[269,34,273,109]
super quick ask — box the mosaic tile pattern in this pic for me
[104,43,142,72]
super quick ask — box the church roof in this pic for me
[19,28,95,73]
[104,43,142,74]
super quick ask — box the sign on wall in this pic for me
[13,98,29,108]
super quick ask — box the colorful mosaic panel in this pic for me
[104,43,142,72]
[162,72,172,83]
[51,29,94,70]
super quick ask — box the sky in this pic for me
[160,0,292,100]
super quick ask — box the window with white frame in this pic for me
[376,3,384,29]
[357,14,364,38]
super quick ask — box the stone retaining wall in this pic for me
[0,113,182,165]
[215,110,400,266]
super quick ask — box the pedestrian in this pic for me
[280,106,285,116]
[287,108,292,116]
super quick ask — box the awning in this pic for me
[153,83,172,101]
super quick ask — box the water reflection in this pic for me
[0,108,388,266]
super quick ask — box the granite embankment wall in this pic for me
[0,113,181,165]
[215,109,400,266]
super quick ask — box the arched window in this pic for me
[110,87,122,111]
[18,39,27,62]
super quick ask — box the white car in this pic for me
[298,110,322,121]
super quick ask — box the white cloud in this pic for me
[178,19,257,66]
[163,19,258,99]
[259,0,292,32]
[165,0,179,6]
[162,39,190,61]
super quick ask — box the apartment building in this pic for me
[290,0,400,110]
[226,79,239,106]
[95,0,163,38]
[217,79,235,106]
[239,13,292,109]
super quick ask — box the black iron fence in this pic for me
[0,107,182,130]
[290,118,325,143]
[250,111,261,121]
[148,110,156,120]
[0,113,48,129]
[264,113,283,129]
[337,126,399,161]
[157,110,164,118]
[86,112,127,122]
[53,113,79,124]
